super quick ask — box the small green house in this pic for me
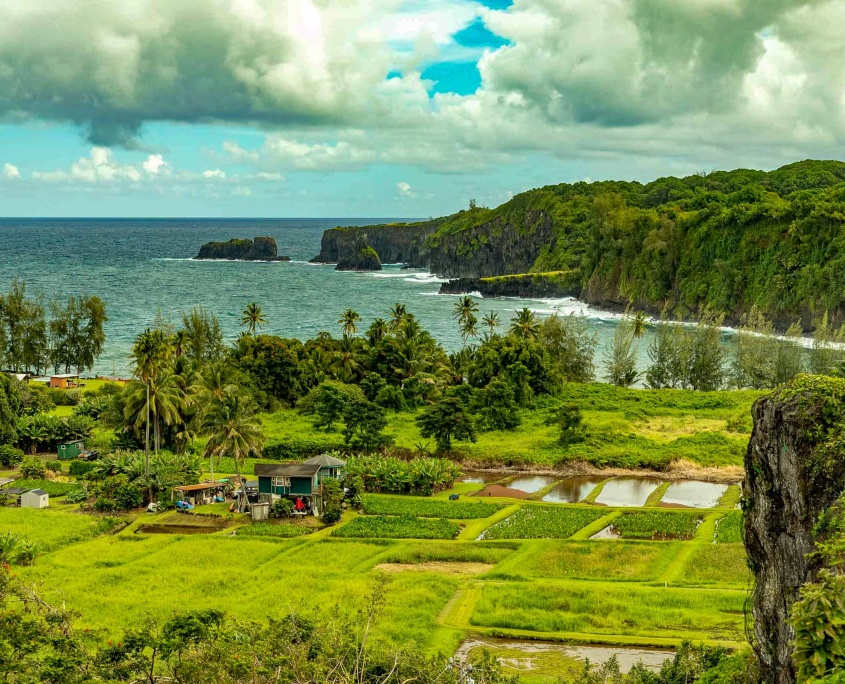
[255,463,322,511]
[303,454,347,483]
[57,440,84,460]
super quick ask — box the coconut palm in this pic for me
[366,318,389,346]
[201,389,265,512]
[453,296,480,347]
[338,308,361,337]
[389,303,407,331]
[130,328,173,476]
[482,311,500,338]
[510,308,540,340]
[125,370,184,455]
[632,311,648,339]
[241,302,267,336]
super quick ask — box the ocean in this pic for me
[0,217,645,377]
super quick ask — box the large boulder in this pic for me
[335,242,382,271]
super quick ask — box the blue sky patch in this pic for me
[453,19,509,49]
[421,61,482,96]
[476,0,513,9]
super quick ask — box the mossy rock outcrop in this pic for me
[439,270,581,298]
[336,244,382,271]
[195,237,289,261]
[744,375,845,683]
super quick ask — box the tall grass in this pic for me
[0,507,119,550]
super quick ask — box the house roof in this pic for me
[2,487,26,496]
[254,463,320,478]
[174,482,227,492]
[51,374,79,379]
[304,454,347,467]
[26,489,48,496]
[0,477,15,487]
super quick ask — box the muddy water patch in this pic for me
[660,481,729,508]
[543,476,604,503]
[507,475,559,494]
[590,525,621,539]
[460,471,505,484]
[594,478,661,507]
[455,638,672,675]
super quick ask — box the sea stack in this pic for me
[195,236,290,261]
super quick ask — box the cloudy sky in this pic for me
[0,0,843,217]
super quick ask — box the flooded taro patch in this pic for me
[459,471,505,484]
[660,480,730,508]
[542,476,604,503]
[455,638,673,677]
[594,477,662,507]
[507,475,559,494]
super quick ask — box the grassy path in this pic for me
[657,512,723,585]
[645,482,671,507]
[569,511,620,540]
[458,504,521,540]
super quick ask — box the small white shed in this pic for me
[21,489,49,509]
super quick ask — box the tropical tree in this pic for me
[509,308,540,340]
[338,308,361,337]
[366,318,389,346]
[201,389,265,511]
[130,328,173,476]
[416,396,477,452]
[453,296,479,346]
[240,302,267,336]
[389,303,407,331]
[482,311,500,338]
[632,311,648,339]
[604,317,638,387]
[125,371,184,455]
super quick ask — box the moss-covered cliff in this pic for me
[315,160,845,328]
[744,375,845,683]
[196,236,288,261]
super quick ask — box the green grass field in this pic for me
[254,383,760,469]
[10,480,753,680]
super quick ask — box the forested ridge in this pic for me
[325,160,845,329]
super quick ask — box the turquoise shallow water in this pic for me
[0,217,645,376]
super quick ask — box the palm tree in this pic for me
[173,329,188,358]
[482,311,500,338]
[338,308,361,337]
[130,328,173,476]
[201,389,265,512]
[510,308,540,340]
[632,311,648,339]
[366,318,389,346]
[125,371,183,456]
[241,302,267,336]
[389,303,407,331]
[453,296,480,347]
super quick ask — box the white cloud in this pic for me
[256,171,285,182]
[202,169,226,180]
[234,186,253,197]
[397,181,414,197]
[142,154,167,175]
[32,147,143,183]
[2,163,19,179]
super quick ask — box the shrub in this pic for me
[345,455,461,495]
[271,498,294,518]
[65,485,90,504]
[321,478,343,524]
[69,460,94,477]
[0,444,24,467]
[45,460,62,473]
[114,483,143,511]
[93,497,117,513]
[47,388,80,406]
[19,456,46,479]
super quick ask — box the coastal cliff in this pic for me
[195,237,289,261]
[310,221,440,268]
[744,375,845,683]
[312,160,845,329]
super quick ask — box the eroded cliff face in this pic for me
[438,270,581,298]
[427,211,555,278]
[744,376,845,684]
[310,223,438,267]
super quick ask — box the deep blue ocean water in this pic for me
[0,218,638,376]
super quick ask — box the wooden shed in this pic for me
[58,440,85,460]
[173,482,228,506]
[49,374,79,389]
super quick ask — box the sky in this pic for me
[0,0,844,217]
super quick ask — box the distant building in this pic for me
[173,482,228,506]
[303,453,347,483]
[57,440,85,460]
[49,374,80,389]
[255,457,346,514]
[21,489,49,509]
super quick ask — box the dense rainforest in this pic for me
[316,160,845,329]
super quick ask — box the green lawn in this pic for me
[0,507,121,550]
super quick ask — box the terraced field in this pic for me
[7,478,749,682]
